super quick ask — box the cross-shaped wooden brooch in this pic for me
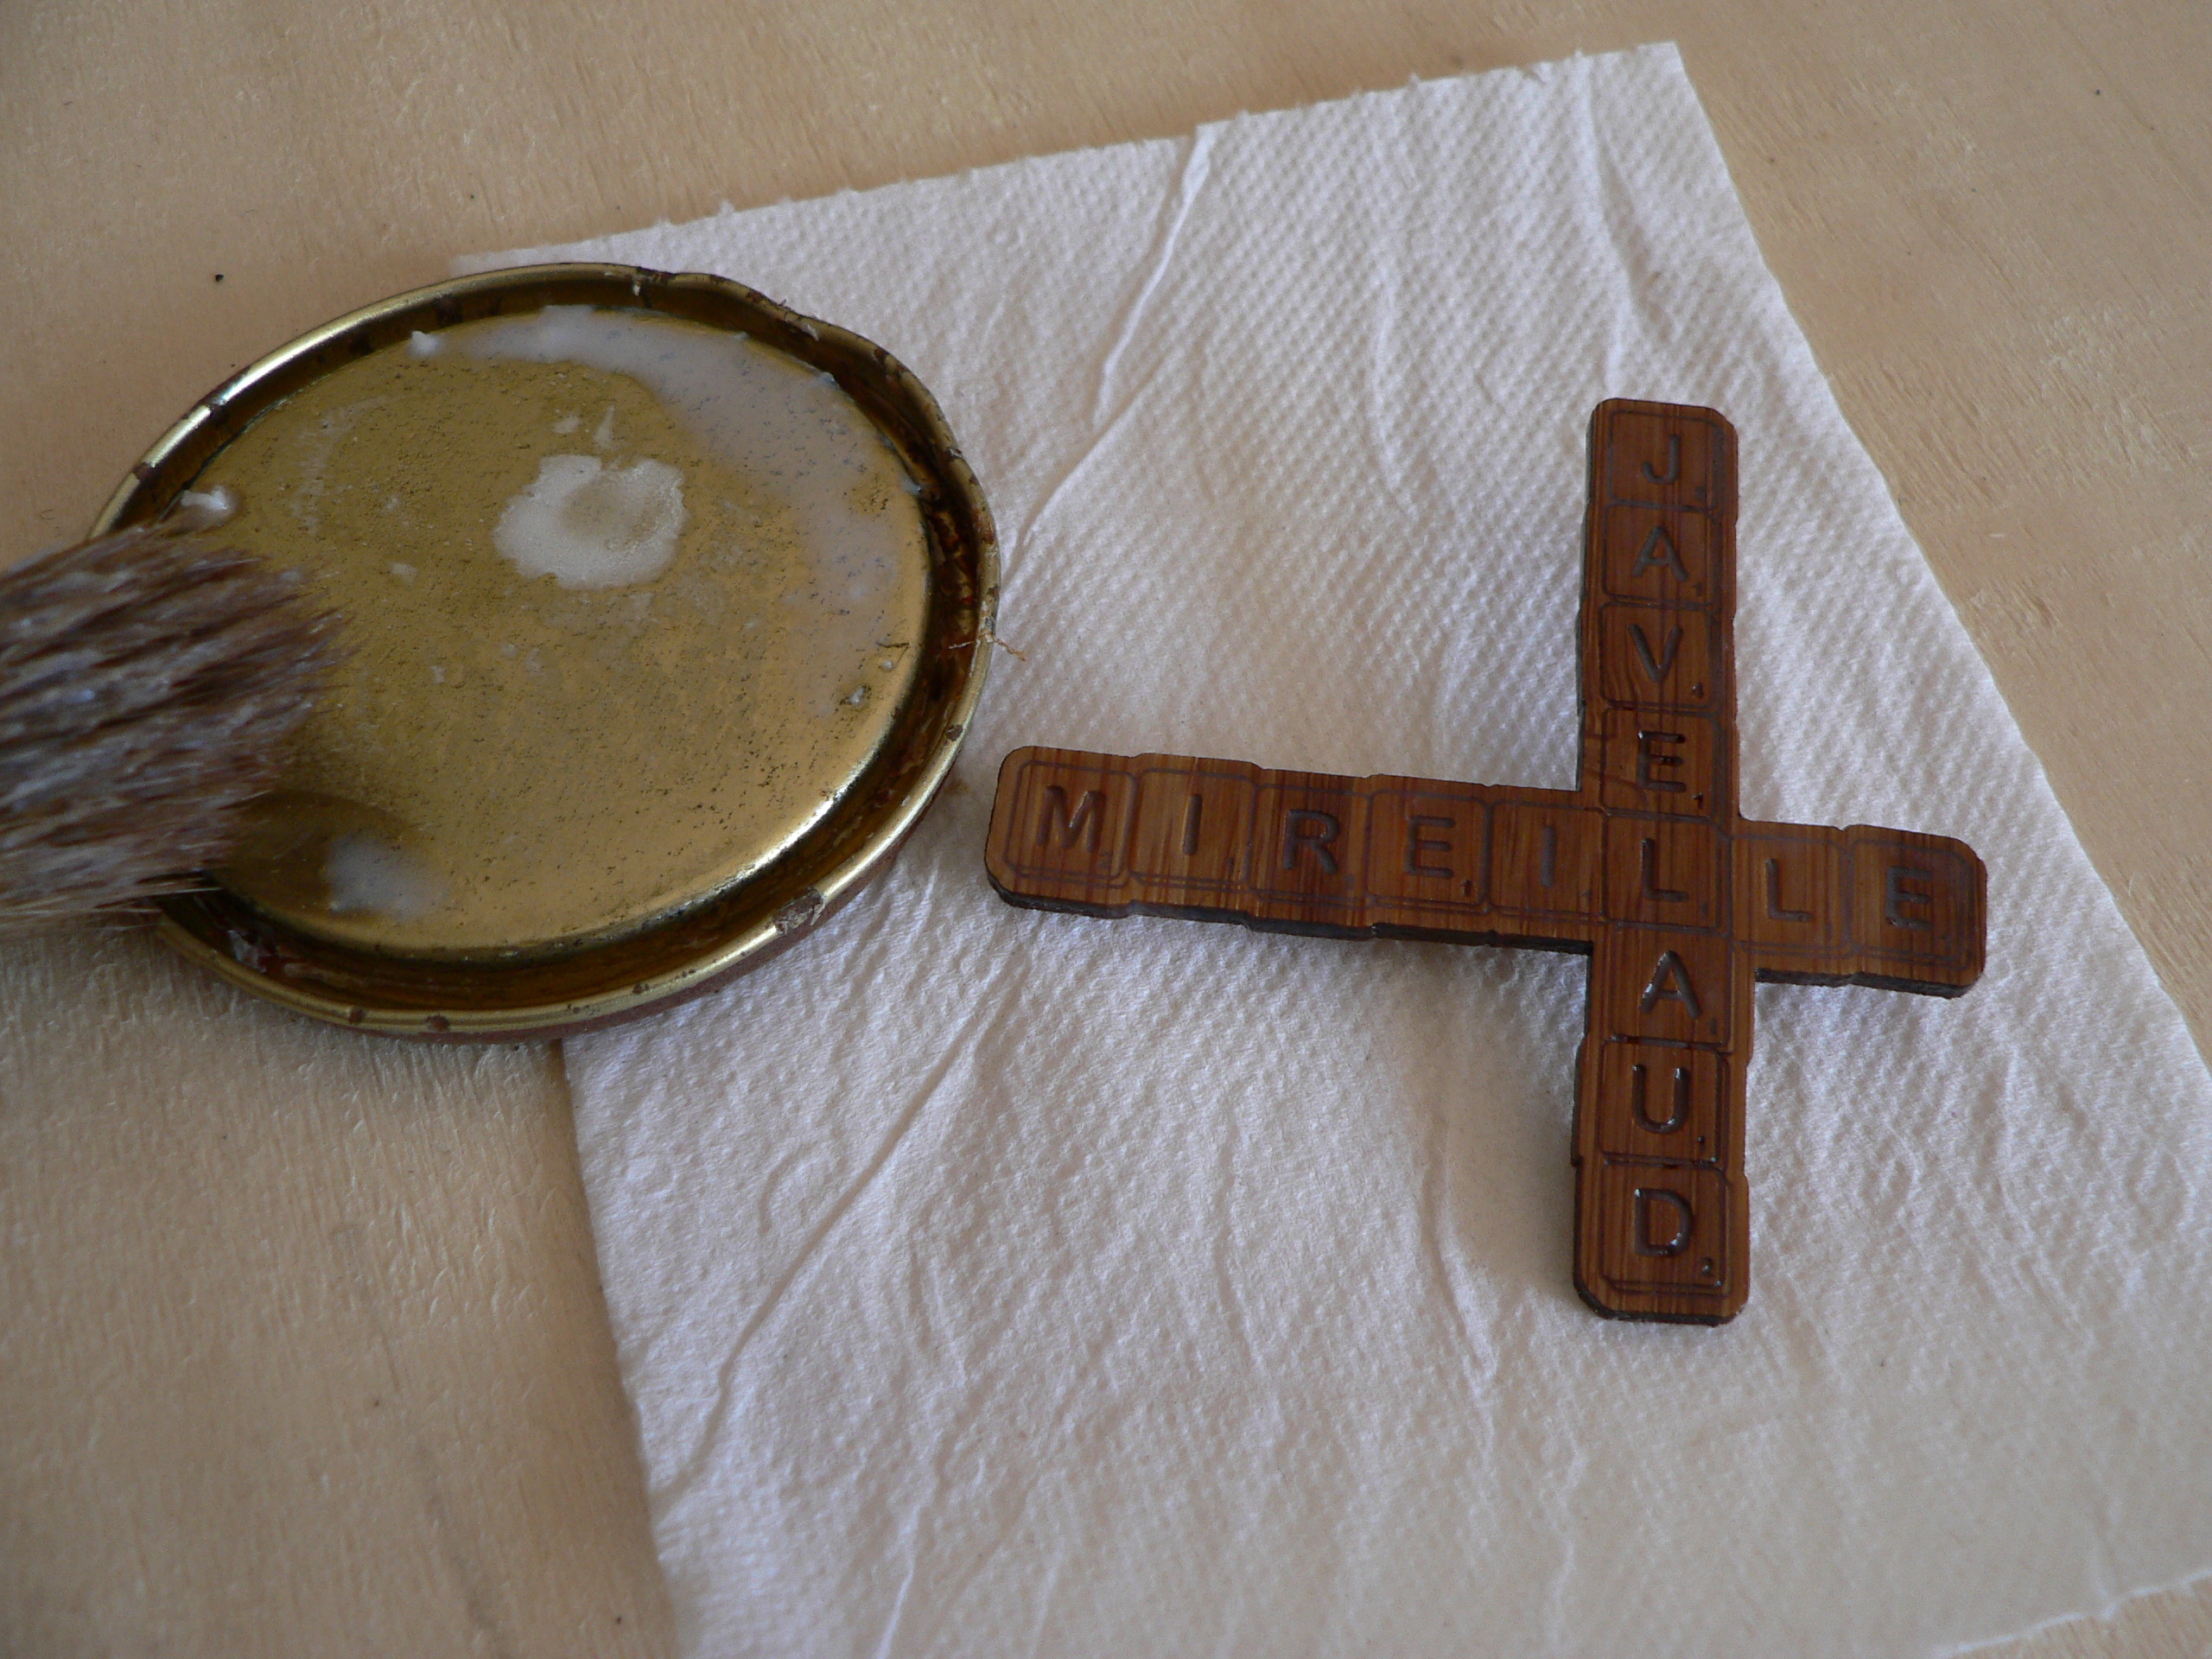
[983,398,1986,1323]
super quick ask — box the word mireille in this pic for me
[985,398,1986,1325]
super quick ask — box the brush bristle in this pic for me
[0,522,342,929]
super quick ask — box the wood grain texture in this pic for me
[987,401,1987,1322]
[3,1,2208,1653]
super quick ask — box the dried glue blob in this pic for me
[493,454,686,588]
[322,833,444,920]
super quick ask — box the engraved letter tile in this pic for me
[1593,929,1734,1048]
[1847,827,1984,989]
[1597,605,1718,709]
[1601,817,1724,928]
[1604,409,1721,511]
[993,749,1135,888]
[1490,801,1603,920]
[1592,1162,1735,1300]
[1128,762,1258,898]
[1253,778,1369,908]
[1599,505,1713,605]
[1592,1042,1730,1166]
[1597,709,1724,817]
[1365,784,1489,915]
[1734,826,1847,964]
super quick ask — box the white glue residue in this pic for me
[493,454,687,588]
[324,834,443,919]
[176,484,236,525]
[407,330,443,358]
[463,307,915,712]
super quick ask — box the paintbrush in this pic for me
[0,500,341,930]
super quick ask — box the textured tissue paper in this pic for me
[465,43,2212,1658]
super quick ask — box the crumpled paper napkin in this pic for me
[466,43,2212,1657]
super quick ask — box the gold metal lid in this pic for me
[94,264,997,1038]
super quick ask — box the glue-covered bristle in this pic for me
[0,524,342,928]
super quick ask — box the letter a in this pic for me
[1639,950,1701,1018]
[1630,522,1692,581]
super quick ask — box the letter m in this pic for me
[1039,785,1107,851]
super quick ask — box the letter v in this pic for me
[1629,622,1682,684]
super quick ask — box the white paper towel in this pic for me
[467,45,2212,1657]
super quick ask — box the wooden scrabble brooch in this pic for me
[983,398,1986,1324]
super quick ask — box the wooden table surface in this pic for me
[4,3,2209,1654]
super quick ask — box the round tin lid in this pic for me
[94,265,997,1039]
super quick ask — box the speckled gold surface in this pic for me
[195,315,930,957]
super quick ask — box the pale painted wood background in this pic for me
[3,2,2208,1653]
